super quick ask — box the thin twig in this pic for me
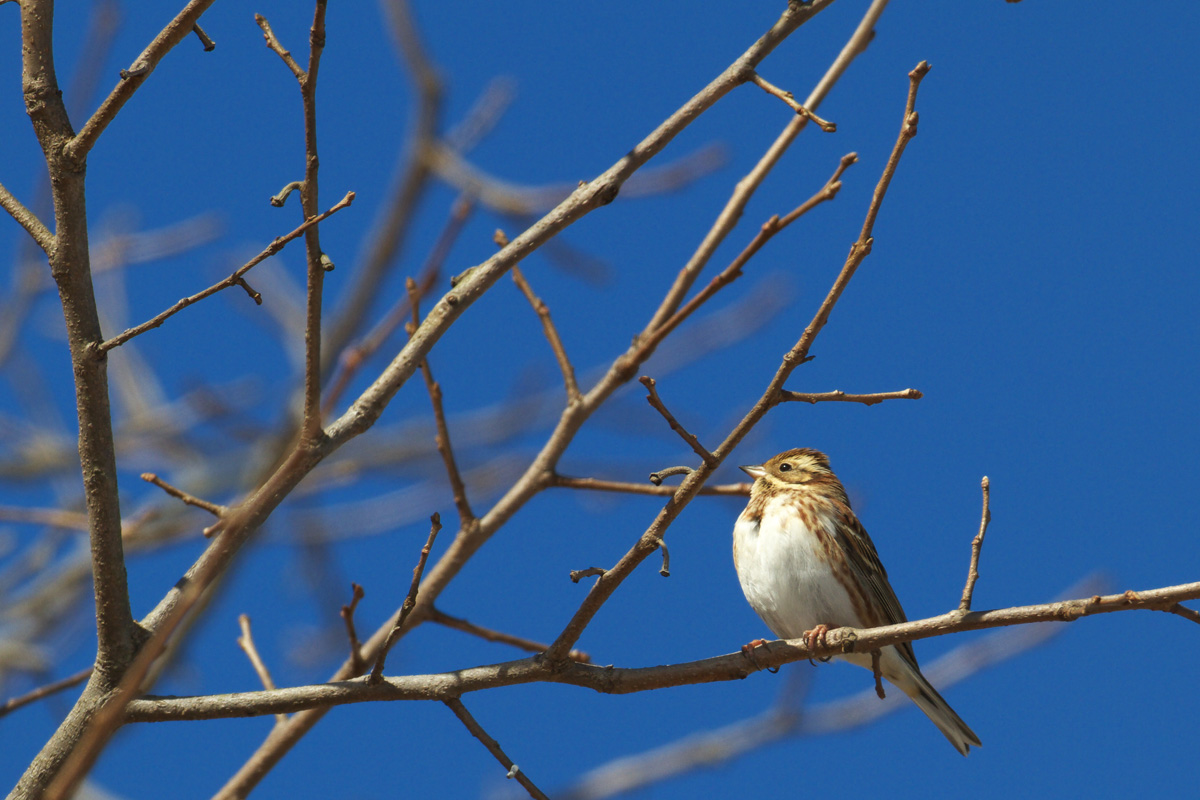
[780,388,923,406]
[498,229,582,404]
[191,23,216,51]
[1163,604,1200,626]
[98,192,355,353]
[0,180,54,252]
[141,473,225,519]
[570,568,606,584]
[407,279,475,527]
[369,514,442,683]
[859,62,930,241]
[647,465,694,486]
[323,195,473,416]
[651,537,670,577]
[270,181,304,208]
[341,583,366,673]
[444,697,550,800]
[959,476,991,612]
[0,668,92,720]
[253,14,304,79]
[749,72,837,131]
[428,607,590,663]
[550,475,750,497]
[237,615,287,724]
[639,377,716,466]
[632,152,856,364]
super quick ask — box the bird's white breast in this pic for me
[733,495,860,640]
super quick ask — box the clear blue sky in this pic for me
[3,1,1198,798]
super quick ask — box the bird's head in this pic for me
[739,448,834,487]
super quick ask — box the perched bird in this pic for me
[733,448,981,755]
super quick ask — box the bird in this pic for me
[732,447,981,755]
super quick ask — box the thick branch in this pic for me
[65,0,219,163]
[20,0,139,683]
[123,581,1200,722]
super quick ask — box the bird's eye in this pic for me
[779,463,792,472]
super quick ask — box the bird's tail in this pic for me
[895,657,982,756]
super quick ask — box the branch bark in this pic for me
[123,581,1200,722]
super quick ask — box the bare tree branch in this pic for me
[408,280,475,528]
[0,668,92,720]
[428,607,590,663]
[779,388,923,405]
[65,0,219,163]
[19,0,139,680]
[141,472,225,520]
[444,697,551,800]
[960,476,992,612]
[553,577,1104,800]
[323,195,474,416]
[98,192,355,353]
[749,71,837,131]
[124,580,1200,722]
[549,475,751,497]
[501,229,583,405]
[0,180,54,252]
[639,376,716,466]
[340,583,367,673]
[236,615,287,725]
[369,513,442,684]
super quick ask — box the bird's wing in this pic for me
[830,503,920,666]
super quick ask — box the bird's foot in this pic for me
[740,639,779,673]
[802,624,832,664]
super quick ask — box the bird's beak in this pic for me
[739,464,765,479]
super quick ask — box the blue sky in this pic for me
[2,1,1198,798]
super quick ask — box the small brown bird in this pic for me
[733,448,981,755]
